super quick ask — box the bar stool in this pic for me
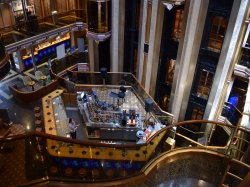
[34,107,41,114]
[120,169,127,177]
[79,168,87,177]
[105,169,115,178]
[35,120,42,127]
[92,169,100,179]
[35,127,43,141]
[50,166,58,175]
[65,168,73,176]
[36,127,42,132]
[35,113,41,120]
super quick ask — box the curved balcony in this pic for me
[0,120,249,186]
[8,78,59,103]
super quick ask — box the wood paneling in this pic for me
[68,0,76,10]
[56,0,67,13]
[33,0,43,18]
[43,0,51,16]
[0,4,15,28]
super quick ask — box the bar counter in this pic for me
[42,89,167,161]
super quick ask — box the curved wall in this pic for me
[0,34,10,80]
[142,149,227,187]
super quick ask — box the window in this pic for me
[172,9,184,41]
[228,78,248,112]
[160,94,170,111]
[207,16,228,52]
[242,22,250,48]
[191,107,204,120]
[197,69,214,99]
[164,59,175,85]
[87,1,110,33]
[239,48,250,69]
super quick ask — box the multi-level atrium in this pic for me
[0,0,250,186]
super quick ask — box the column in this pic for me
[87,38,99,71]
[137,0,149,83]
[144,0,165,97]
[41,0,45,17]
[204,0,250,121]
[111,0,125,72]
[21,0,27,21]
[30,46,37,72]
[137,0,165,97]
[98,2,102,31]
[170,0,209,121]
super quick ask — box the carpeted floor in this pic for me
[0,124,28,187]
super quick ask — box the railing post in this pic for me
[219,163,231,187]
[219,121,240,185]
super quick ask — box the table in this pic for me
[39,75,47,86]
[27,80,35,91]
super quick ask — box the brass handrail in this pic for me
[224,102,243,116]
[0,120,249,186]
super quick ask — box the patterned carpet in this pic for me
[0,124,28,187]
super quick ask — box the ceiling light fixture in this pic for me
[162,0,185,10]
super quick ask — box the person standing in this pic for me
[48,58,52,69]
[68,118,78,139]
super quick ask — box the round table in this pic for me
[27,80,35,91]
[39,75,47,86]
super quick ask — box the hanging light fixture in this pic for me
[162,0,185,10]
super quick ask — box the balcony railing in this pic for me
[221,102,242,125]
[0,9,87,46]
[0,120,249,186]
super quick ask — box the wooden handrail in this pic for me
[224,102,243,116]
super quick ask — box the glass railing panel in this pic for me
[2,31,29,46]
[51,54,79,74]
[72,73,174,124]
